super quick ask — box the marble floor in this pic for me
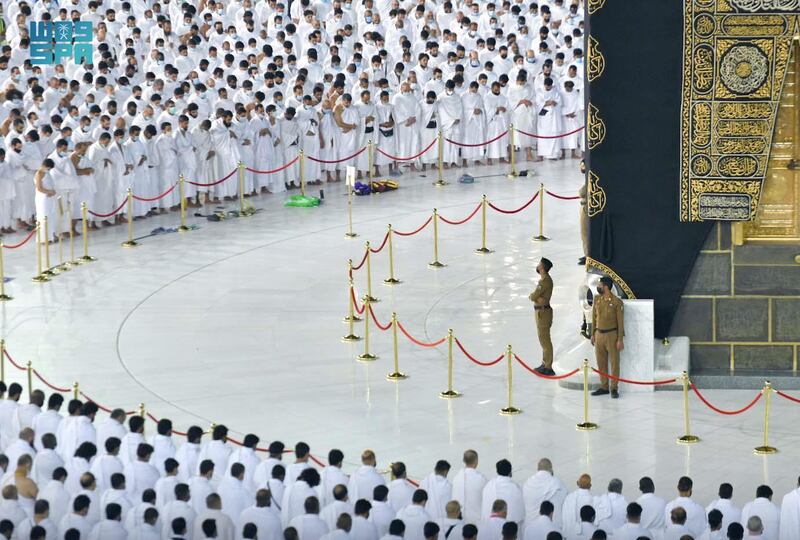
[1,157,798,507]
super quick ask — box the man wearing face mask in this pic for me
[591,276,625,399]
[529,258,555,376]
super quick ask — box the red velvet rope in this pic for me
[4,349,26,370]
[591,368,677,385]
[368,305,392,331]
[776,390,800,404]
[187,168,238,187]
[246,156,299,174]
[454,338,504,366]
[369,232,390,254]
[487,192,539,214]
[351,250,369,271]
[439,203,481,226]
[376,138,437,161]
[445,130,508,148]
[516,125,585,139]
[351,287,365,315]
[88,198,128,219]
[545,190,581,201]
[396,320,447,348]
[2,228,38,249]
[394,216,433,237]
[513,354,581,380]
[78,391,135,415]
[307,147,366,164]
[132,183,177,202]
[691,383,763,415]
[32,369,71,392]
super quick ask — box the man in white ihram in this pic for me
[612,503,652,540]
[481,460,523,525]
[561,474,593,537]
[664,476,706,539]
[741,485,781,540]
[396,490,432,540]
[348,451,385,502]
[779,476,800,540]
[594,478,627,532]
[706,483,741,533]
[522,458,566,529]
[420,460,452,521]
[523,501,559,540]
[452,450,486,525]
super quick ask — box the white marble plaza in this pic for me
[0,157,798,508]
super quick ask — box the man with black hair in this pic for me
[0,384,22,448]
[320,449,348,506]
[240,488,283,540]
[175,426,204,483]
[199,424,231,485]
[706,483,741,533]
[352,498,378,540]
[88,502,127,539]
[741,486,779,540]
[524,500,560,540]
[397,490,432,540]
[482,460,523,525]
[612,502,650,540]
[664,477,705,538]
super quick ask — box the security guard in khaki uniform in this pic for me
[529,258,555,376]
[578,160,588,265]
[591,276,625,398]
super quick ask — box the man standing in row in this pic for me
[591,276,625,399]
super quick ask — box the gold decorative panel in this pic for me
[587,36,605,82]
[679,0,799,222]
[587,171,606,217]
[586,103,606,150]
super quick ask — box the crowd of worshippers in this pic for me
[0,0,585,241]
[0,384,798,540]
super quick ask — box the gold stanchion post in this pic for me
[139,403,146,435]
[0,245,11,301]
[386,313,408,380]
[67,201,78,266]
[42,216,57,276]
[298,150,306,197]
[238,161,246,214]
[32,222,50,282]
[178,175,190,232]
[343,260,362,323]
[79,202,96,262]
[533,183,550,241]
[439,329,461,397]
[576,359,599,430]
[56,199,70,272]
[363,242,379,303]
[345,181,358,238]
[383,225,401,285]
[356,297,378,361]
[342,277,362,342]
[475,195,493,254]
[754,381,778,454]
[428,209,446,268]
[0,339,5,380]
[368,140,375,185]
[433,130,448,187]
[26,361,33,397]
[677,372,700,444]
[500,345,522,415]
[73,381,79,400]
[122,188,138,247]
[507,124,517,178]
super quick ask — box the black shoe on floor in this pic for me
[533,365,546,374]
[611,390,619,399]
[591,388,610,396]
[578,256,586,265]
[544,368,556,376]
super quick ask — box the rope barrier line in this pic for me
[32,369,71,392]
[545,190,581,201]
[2,228,38,249]
[690,382,764,415]
[351,249,369,271]
[487,192,539,214]
[516,125,585,139]
[439,203,482,226]
[376,138,437,161]
[4,349,26,371]
[369,231,390,254]
[368,305,392,331]
[591,368,677,386]
[78,391,136,415]
[394,216,433,237]
[246,157,299,174]
[396,320,447,348]
[307,147,367,164]
[454,338,504,366]
[88,198,128,219]
[776,390,800,404]
[445,130,508,148]
[132,183,178,203]
[186,168,238,187]
[350,288,366,315]
[513,354,580,380]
